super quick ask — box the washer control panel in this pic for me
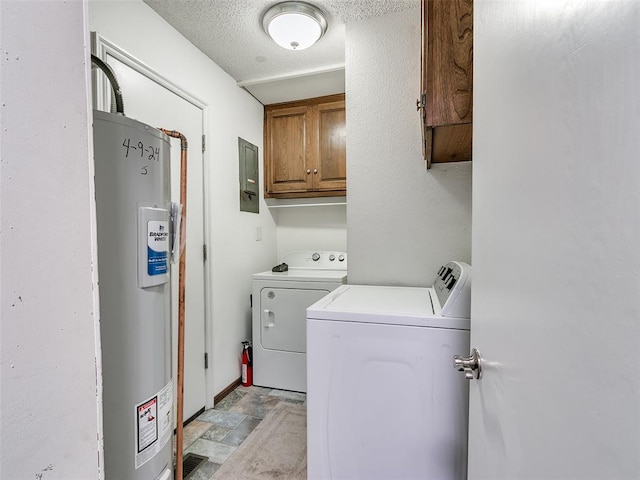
[281,251,347,270]
[434,261,471,318]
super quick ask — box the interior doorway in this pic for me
[92,33,209,423]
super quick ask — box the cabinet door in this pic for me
[265,105,311,195]
[419,0,473,167]
[426,0,473,126]
[314,100,347,192]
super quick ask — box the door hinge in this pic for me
[202,134,206,153]
[204,352,209,369]
[203,244,207,261]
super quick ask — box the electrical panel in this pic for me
[239,137,259,213]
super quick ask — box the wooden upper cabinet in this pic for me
[265,94,346,198]
[419,0,473,168]
[265,105,310,194]
[316,100,346,191]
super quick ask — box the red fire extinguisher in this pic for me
[241,341,253,387]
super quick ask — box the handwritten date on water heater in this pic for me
[122,138,161,161]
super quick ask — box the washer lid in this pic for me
[252,269,348,283]
[306,284,470,330]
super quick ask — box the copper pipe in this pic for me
[159,128,188,480]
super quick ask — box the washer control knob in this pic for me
[312,252,320,261]
[338,254,345,262]
[329,254,336,261]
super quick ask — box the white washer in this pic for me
[306,261,471,480]
[252,251,347,392]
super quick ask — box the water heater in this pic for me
[93,110,173,480]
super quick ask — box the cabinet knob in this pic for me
[306,169,311,174]
[313,168,318,174]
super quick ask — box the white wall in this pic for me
[345,7,472,287]
[0,1,103,479]
[273,205,347,260]
[89,0,276,398]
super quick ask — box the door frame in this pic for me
[91,33,215,410]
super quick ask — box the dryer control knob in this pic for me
[329,254,336,261]
[338,254,345,262]
[312,252,320,261]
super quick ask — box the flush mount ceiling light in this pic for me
[262,1,328,51]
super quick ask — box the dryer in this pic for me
[306,261,471,480]
[252,251,347,392]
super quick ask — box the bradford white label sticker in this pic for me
[134,381,173,469]
[147,220,169,276]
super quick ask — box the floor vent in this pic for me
[182,453,208,479]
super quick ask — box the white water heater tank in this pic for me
[93,110,173,480]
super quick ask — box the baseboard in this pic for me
[214,377,242,405]
[184,406,205,425]
[173,405,205,435]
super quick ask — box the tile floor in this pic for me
[179,384,307,480]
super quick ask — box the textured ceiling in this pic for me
[143,0,418,85]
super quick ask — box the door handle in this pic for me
[453,348,483,380]
[262,309,275,328]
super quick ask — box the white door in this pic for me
[468,1,640,479]
[260,287,330,352]
[95,47,208,423]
